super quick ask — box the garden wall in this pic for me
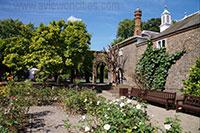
[161,27,200,91]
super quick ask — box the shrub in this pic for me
[183,58,200,96]
[164,116,182,133]
[0,81,61,132]
[63,89,104,114]
[74,96,156,132]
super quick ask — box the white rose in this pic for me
[103,124,111,130]
[104,114,108,118]
[84,99,87,102]
[115,99,120,102]
[120,102,125,108]
[82,115,86,120]
[84,126,90,132]
[164,124,171,130]
[178,107,182,110]
[136,104,142,110]
[97,101,100,105]
[120,96,126,100]
[126,99,132,104]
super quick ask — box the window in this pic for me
[167,15,169,23]
[156,39,166,49]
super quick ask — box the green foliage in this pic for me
[142,18,161,32]
[0,19,34,39]
[79,51,94,82]
[74,96,156,132]
[183,58,200,96]
[164,116,182,133]
[136,40,184,90]
[63,89,102,114]
[117,19,135,40]
[0,19,34,79]
[0,81,64,132]
[0,18,91,82]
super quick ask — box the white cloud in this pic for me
[67,16,82,22]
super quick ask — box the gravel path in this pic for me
[26,104,81,133]
[26,90,200,133]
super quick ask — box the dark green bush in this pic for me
[183,58,200,96]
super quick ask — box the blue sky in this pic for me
[0,0,199,50]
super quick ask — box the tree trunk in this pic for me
[85,73,90,83]
[70,69,75,83]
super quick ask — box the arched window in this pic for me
[167,15,169,23]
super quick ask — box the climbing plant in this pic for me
[183,58,200,96]
[135,40,185,90]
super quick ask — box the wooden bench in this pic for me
[176,95,200,114]
[119,88,129,97]
[144,90,176,110]
[130,88,145,99]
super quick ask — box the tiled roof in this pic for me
[153,11,200,39]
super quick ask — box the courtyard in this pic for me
[0,0,200,133]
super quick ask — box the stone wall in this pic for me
[160,27,200,91]
[120,43,138,86]
[116,27,200,92]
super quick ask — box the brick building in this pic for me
[113,8,200,92]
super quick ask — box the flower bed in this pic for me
[0,81,60,132]
[0,82,182,132]
[61,90,182,133]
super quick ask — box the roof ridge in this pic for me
[178,10,200,22]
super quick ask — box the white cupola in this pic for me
[160,7,172,32]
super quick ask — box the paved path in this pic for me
[98,90,200,133]
[26,105,81,133]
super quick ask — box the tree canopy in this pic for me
[0,19,91,82]
[0,19,34,80]
[116,19,135,40]
[142,18,161,32]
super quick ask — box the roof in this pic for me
[162,9,170,15]
[153,11,200,39]
[141,30,159,38]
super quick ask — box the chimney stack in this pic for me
[134,8,142,36]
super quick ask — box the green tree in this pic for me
[0,19,34,39]
[25,21,65,82]
[0,19,34,80]
[116,19,134,40]
[61,21,91,83]
[79,51,94,83]
[142,18,161,32]
[26,20,91,83]
[183,58,200,96]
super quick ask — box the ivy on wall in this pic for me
[135,40,185,90]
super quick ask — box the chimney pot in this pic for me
[134,8,142,36]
